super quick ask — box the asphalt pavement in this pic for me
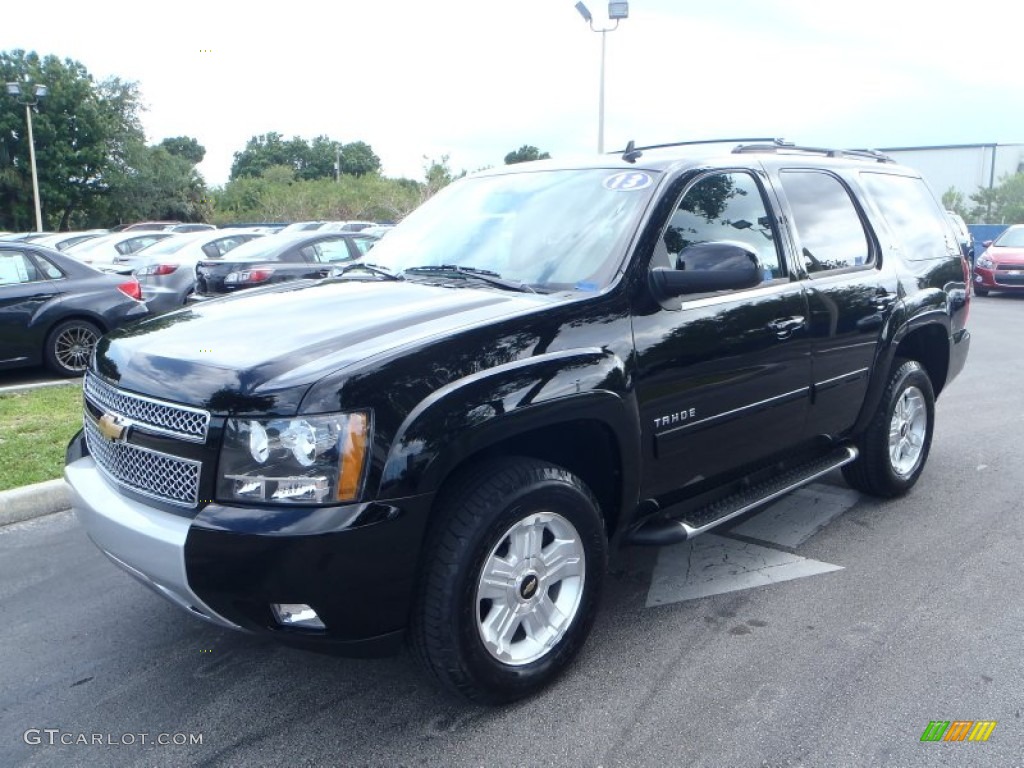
[1,295,1022,767]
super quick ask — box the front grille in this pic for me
[84,372,210,443]
[84,415,201,508]
[994,273,1024,286]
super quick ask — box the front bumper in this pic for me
[66,435,434,656]
[65,454,241,630]
[973,265,1024,291]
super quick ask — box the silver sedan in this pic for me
[133,230,265,313]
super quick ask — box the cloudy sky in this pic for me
[3,0,1022,187]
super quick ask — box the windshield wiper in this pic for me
[327,262,403,281]
[403,264,536,293]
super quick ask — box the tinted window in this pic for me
[309,238,355,263]
[351,237,376,255]
[32,253,64,279]
[859,172,950,261]
[655,172,783,280]
[779,171,871,273]
[0,250,42,285]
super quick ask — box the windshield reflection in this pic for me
[366,168,660,291]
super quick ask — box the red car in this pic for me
[974,224,1024,296]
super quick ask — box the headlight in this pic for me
[977,253,994,269]
[218,412,371,504]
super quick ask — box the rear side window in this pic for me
[859,172,951,261]
[779,170,872,273]
[32,253,64,279]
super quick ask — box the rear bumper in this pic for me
[138,285,185,314]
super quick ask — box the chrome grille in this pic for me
[84,373,210,443]
[84,416,201,508]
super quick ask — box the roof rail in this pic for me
[732,140,894,163]
[609,137,783,154]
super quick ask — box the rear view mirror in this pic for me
[650,241,762,299]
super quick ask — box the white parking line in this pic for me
[646,534,842,606]
[645,482,855,606]
[727,484,860,549]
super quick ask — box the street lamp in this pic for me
[575,1,629,153]
[5,79,48,232]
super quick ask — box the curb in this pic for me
[0,379,80,395]
[0,479,71,527]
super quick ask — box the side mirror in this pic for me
[982,240,993,248]
[649,241,763,299]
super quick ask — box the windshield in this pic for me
[366,168,660,291]
[994,226,1024,248]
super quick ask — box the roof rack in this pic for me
[610,137,782,155]
[732,140,894,164]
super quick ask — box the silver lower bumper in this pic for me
[65,455,242,631]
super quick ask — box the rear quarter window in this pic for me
[859,172,953,261]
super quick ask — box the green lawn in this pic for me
[0,384,83,491]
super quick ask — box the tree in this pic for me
[942,186,969,221]
[158,136,205,164]
[230,132,292,180]
[230,134,381,182]
[338,141,381,177]
[105,143,209,224]
[504,145,551,165]
[969,173,1024,225]
[0,49,147,230]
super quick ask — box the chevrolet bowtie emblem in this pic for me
[98,413,129,442]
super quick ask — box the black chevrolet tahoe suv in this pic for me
[66,139,970,703]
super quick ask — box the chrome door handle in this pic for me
[766,316,806,338]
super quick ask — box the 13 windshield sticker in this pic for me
[603,171,653,191]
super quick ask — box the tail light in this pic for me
[117,279,143,301]
[137,263,179,277]
[225,267,275,286]
[961,254,971,324]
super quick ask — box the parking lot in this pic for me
[1,295,1022,767]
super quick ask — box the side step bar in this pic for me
[626,446,859,547]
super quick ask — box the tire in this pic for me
[842,359,935,498]
[44,319,102,377]
[973,286,989,297]
[411,457,607,704]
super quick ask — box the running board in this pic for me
[626,446,859,546]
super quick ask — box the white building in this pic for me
[878,143,1024,202]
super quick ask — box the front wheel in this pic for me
[411,457,606,704]
[842,359,935,498]
[973,286,989,297]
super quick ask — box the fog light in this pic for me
[271,603,325,630]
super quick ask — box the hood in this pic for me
[987,246,1024,264]
[94,279,551,414]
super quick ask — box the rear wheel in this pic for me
[411,457,606,704]
[44,319,101,376]
[843,359,935,498]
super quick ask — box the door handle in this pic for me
[766,316,806,338]
[875,291,898,311]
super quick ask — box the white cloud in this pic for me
[3,0,1022,188]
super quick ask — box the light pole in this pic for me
[5,79,48,232]
[575,1,629,153]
